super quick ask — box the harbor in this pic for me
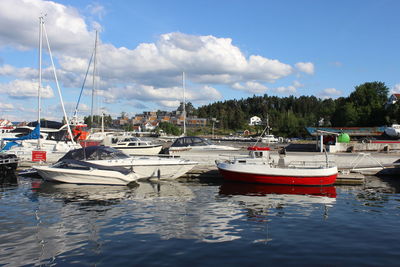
[2,1,400,265]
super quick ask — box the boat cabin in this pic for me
[171,136,212,147]
[247,146,270,159]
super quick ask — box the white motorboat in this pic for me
[39,146,197,180]
[34,159,139,186]
[216,146,338,186]
[384,124,400,138]
[104,136,163,155]
[261,134,279,143]
[168,136,240,154]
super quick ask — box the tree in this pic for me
[348,82,389,126]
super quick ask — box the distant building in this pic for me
[187,117,207,127]
[143,121,159,131]
[386,93,400,108]
[249,116,262,126]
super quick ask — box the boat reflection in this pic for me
[220,182,337,198]
[219,182,336,219]
[33,179,194,205]
[35,181,138,206]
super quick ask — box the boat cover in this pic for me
[59,146,130,161]
[60,159,133,175]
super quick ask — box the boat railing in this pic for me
[287,160,336,168]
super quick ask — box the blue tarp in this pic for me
[1,124,41,151]
[3,124,41,141]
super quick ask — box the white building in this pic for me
[249,116,262,126]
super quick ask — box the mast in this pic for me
[42,21,75,144]
[90,30,98,126]
[37,16,44,149]
[182,72,186,136]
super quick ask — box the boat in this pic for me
[261,134,279,143]
[168,136,240,154]
[384,124,400,138]
[34,159,138,185]
[216,146,338,185]
[0,119,15,135]
[103,135,163,155]
[35,146,197,180]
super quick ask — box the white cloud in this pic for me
[274,86,296,94]
[0,0,94,57]
[292,80,303,88]
[87,3,105,20]
[295,62,314,75]
[99,83,222,108]
[0,79,54,99]
[319,88,342,99]
[392,83,400,93]
[0,102,14,111]
[232,81,268,94]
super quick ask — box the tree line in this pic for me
[189,81,400,137]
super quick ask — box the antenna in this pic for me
[37,15,44,149]
[182,72,186,136]
[90,30,98,126]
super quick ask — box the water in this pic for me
[1,173,400,266]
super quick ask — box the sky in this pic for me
[1,0,400,122]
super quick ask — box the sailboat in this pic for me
[2,16,80,166]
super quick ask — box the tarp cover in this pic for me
[59,146,130,161]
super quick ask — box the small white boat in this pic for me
[168,136,239,154]
[34,159,138,186]
[384,124,400,138]
[261,134,279,143]
[216,146,338,186]
[106,136,163,155]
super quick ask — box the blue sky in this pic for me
[1,0,400,122]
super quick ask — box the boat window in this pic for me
[254,152,263,158]
[128,143,137,146]
[172,138,185,147]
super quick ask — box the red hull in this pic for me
[218,168,337,186]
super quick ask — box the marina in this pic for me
[1,1,400,265]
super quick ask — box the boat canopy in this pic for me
[171,136,212,147]
[59,146,130,161]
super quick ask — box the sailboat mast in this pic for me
[90,30,98,126]
[37,16,43,149]
[182,72,186,136]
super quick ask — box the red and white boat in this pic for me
[216,146,337,186]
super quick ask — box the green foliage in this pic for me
[157,122,182,136]
[84,114,113,128]
[194,81,394,137]
[348,81,389,126]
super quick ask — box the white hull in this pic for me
[112,145,163,155]
[35,166,138,185]
[218,162,338,177]
[88,157,197,179]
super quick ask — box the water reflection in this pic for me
[36,181,139,206]
[219,182,336,219]
[0,171,18,189]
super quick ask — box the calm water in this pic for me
[1,173,400,266]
